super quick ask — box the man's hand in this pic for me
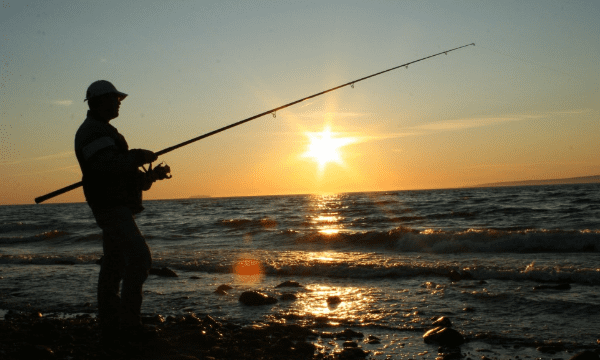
[130,149,158,166]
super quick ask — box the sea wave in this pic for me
[293,227,600,253]
[2,251,599,285]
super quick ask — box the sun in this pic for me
[302,126,356,172]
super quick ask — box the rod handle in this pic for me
[35,181,83,204]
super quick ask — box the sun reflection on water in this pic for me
[309,194,347,235]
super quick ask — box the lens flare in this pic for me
[233,258,263,284]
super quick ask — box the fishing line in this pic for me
[35,43,475,204]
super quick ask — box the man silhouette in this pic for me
[75,80,166,346]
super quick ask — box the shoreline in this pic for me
[1,309,598,360]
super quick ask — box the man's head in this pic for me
[85,80,128,122]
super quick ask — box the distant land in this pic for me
[189,195,211,198]
[473,175,600,188]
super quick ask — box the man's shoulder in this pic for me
[75,117,114,146]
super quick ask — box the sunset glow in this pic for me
[1,1,598,205]
[302,126,357,172]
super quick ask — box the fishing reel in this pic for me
[142,162,172,181]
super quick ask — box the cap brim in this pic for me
[115,91,128,100]
[84,91,128,102]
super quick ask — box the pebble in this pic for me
[149,267,178,277]
[280,293,297,301]
[432,316,453,328]
[423,327,465,346]
[365,335,381,344]
[55,260,76,265]
[337,329,364,339]
[336,347,369,359]
[533,283,571,290]
[214,284,233,295]
[327,295,342,305]
[569,351,600,360]
[239,291,278,306]
[275,280,303,288]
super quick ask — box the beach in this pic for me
[1,184,599,359]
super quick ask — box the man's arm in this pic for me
[81,137,156,175]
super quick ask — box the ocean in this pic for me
[1,184,599,358]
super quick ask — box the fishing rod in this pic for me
[34,43,475,204]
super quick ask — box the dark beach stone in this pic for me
[280,293,297,301]
[55,260,75,265]
[143,314,166,324]
[569,351,600,360]
[321,331,336,338]
[216,284,233,292]
[461,271,474,280]
[18,344,55,360]
[327,295,342,305]
[343,340,358,348]
[314,316,328,323]
[365,335,381,344]
[463,306,475,312]
[95,256,103,265]
[183,313,201,324]
[478,280,487,285]
[337,329,364,339]
[336,347,369,359]
[533,283,571,290]
[149,267,178,277]
[203,315,221,328]
[239,291,278,306]
[423,327,465,346]
[189,276,201,279]
[32,320,60,342]
[294,340,316,357]
[276,280,303,288]
[449,269,473,282]
[275,337,295,349]
[214,285,232,295]
[432,316,453,328]
[449,270,462,282]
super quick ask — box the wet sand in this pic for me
[1,310,598,360]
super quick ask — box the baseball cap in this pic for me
[84,80,128,102]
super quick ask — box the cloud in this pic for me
[363,109,592,142]
[0,151,74,166]
[294,110,368,120]
[411,116,522,131]
[403,109,593,133]
[50,100,73,106]
[6,165,79,177]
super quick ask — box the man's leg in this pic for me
[96,213,126,341]
[117,213,152,329]
[95,207,151,332]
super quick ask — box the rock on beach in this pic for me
[239,291,278,306]
[149,267,178,277]
[326,296,342,305]
[423,327,465,346]
[214,284,233,295]
[533,283,571,290]
[276,280,303,288]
